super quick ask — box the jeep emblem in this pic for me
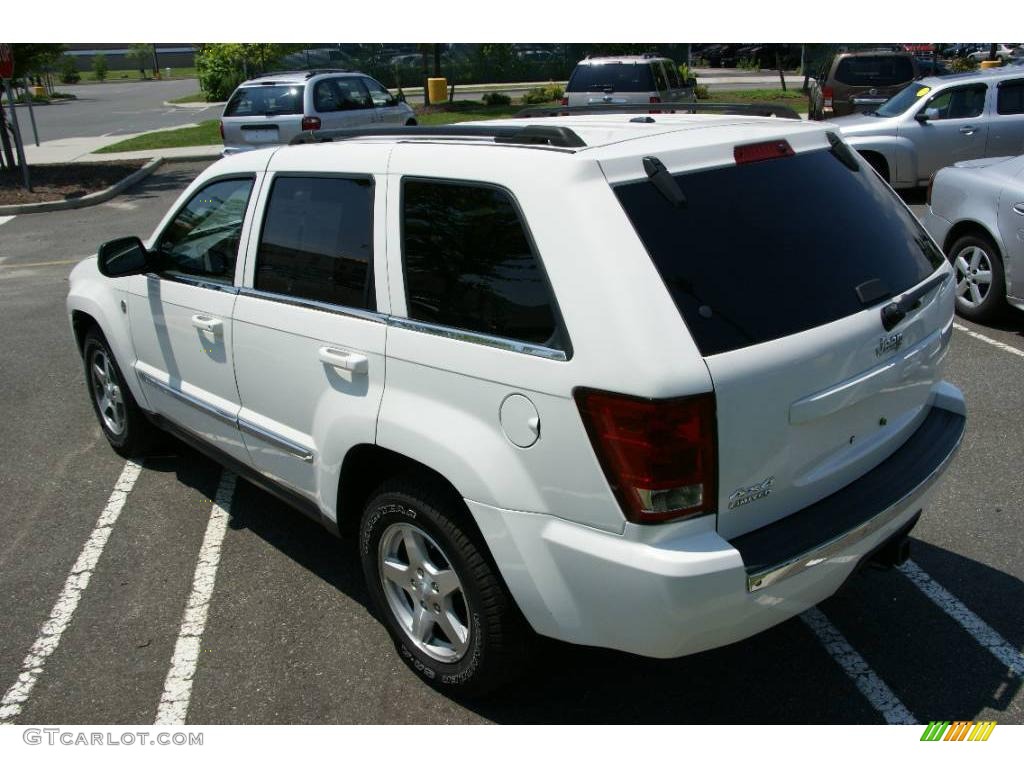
[875,332,904,357]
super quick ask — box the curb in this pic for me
[0,157,164,216]
[163,100,225,109]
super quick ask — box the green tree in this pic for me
[92,53,108,82]
[195,44,306,101]
[128,43,155,78]
[59,55,81,84]
[10,44,65,80]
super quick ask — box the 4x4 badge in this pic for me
[728,477,775,509]
[875,331,904,357]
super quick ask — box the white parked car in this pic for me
[67,115,966,694]
[967,45,1017,63]
[831,70,1024,187]
[220,70,416,155]
[922,154,1024,321]
[563,54,695,108]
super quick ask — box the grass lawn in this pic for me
[415,100,556,125]
[95,120,221,154]
[77,66,198,83]
[168,92,209,104]
[705,88,807,106]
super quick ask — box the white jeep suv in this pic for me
[67,115,966,695]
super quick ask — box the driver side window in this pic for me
[155,177,254,285]
[925,84,987,120]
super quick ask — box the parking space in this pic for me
[0,165,1022,724]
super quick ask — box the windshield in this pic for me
[876,82,931,117]
[224,85,305,117]
[614,148,944,356]
[567,63,655,93]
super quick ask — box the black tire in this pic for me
[405,118,418,126]
[863,153,889,183]
[81,327,159,457]
[359,474,531,695]
[947,232,1007,323]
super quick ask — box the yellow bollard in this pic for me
[979,60,1003,69]
[427,77,448,104]
[31,85,46,97]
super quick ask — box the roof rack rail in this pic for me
[515,102,802,120]
[289,124,587,149]
[253,68,354,79]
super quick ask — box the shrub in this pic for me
[92,53,108,82]
[737,57,759,71]
[482,91,512,106]
[520,84,564,105]
[694,84,711,100]
[949,57,979,73]
[59,55,80,84]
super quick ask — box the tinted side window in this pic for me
[402,181,559,348]
[362,77,394,107]
[652,63,669,91]
[256,176,375,310]
[155,177,254,284]
[926,84,987,119]
[997,80,1024,115]
[834,56,914,86]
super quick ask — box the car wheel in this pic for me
[82,328,158,457]
[948,233,1007,323]
[360,474,531,695]
[405,118,418,126]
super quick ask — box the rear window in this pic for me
[567,63,655,93]
[224,85,305,117]
[834,56,914,86]
[613,149,944,357]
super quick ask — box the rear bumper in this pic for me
[469,390,965,659]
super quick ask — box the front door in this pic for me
[363,77,406,124]
[232,156,389,510]
[127,175,258,463]
[908,83,990,180]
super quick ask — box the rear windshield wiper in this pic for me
[643,156,687,207]
[881,272,950,330]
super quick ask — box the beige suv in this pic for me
[809,50,919,120]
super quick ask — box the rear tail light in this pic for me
[649,95,662,104]
[734,139,794,165]
[301,116,321,131]
[575,388,717,524]
[648,95,663,114]
[560,96,568,106]
[218,120,224,140]
[822,86,834,109]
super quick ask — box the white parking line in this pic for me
[800,607,918,724]
[155,471,235,725]
[0,460,143,723]
[954,322,1024,360]
[0,215,15,227]
[898,559,1024,677]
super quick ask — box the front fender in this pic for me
[66,258,148,410]
[846,135,918,187]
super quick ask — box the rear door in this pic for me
[221,84,305,150]
[232,154,388,504]
[610,144,952,539]
[833,56,915,115]
[987,77,1024,156]
[312,76,376,131]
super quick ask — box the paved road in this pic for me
[8,79,222,142]
[0,164,1021,724]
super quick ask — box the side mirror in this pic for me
[97,236,151,277]
[685,77,697,88]
[396,92,406,103]
[916,107,940,122]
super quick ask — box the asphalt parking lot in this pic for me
[0,161,1022,724]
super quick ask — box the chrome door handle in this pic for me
[191,314,223,334]
[318,346,368,374]
[959,126,975,134]
[1013,203,1024,216]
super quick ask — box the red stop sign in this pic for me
[0,44,13,79]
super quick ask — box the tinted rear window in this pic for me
[614,149,944,356]
[567,63,655,93]
[997,79,1024,115]
[834,56,914,86]
[224,85,305,117]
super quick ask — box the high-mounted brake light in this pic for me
[734,139,794,165]
[575,389,717,524]
[301,116,322,131]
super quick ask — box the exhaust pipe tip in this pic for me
[870,534,911,569]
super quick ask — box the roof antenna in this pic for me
[643,156,687,207]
